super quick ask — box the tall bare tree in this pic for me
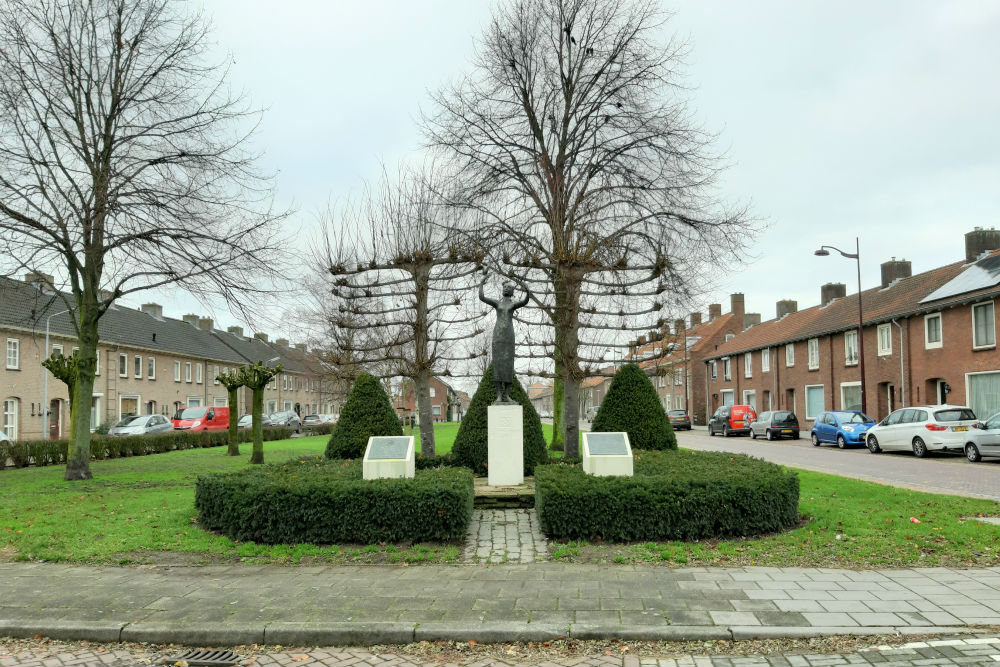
[0,0,288,479]
[424,0,751,456]
[323,166,485,457]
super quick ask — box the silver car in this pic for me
[964,412,1000,462]
[237,413,273,429]
[865,405,979,457]
[108,414,174,437]
[269,411,301,431]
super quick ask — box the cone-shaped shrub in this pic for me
[452,365,548,475]
[591,363,676,450]
[325,372,403,459]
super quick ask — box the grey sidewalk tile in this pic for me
[600,598,645,611]
[560,598,602,611]
[801,612,859,627]
[731,600,779,612]
[687,600,736,612]
[849,613,903,626]
[864,601,918,613]
[619,610,669,626]
[820,601,872,613]
[708,611,761,626]
[752,612,808,626]
[745,590,791,601]
[573,611,621,626]
[664,611,713,626]
[774,600,825,613]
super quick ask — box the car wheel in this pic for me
[837,434,847,449]
[966,443,982,463]
[723,425,730,437]
[766,429,775,441]
[792,432,800,440]
[750,428,757,439]
[811,433,820,447]
[867,435,881,453]
[912,437,927,458]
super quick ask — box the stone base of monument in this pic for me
[487,403,523,486]
[582,431,633,477]
[363,435,415,480]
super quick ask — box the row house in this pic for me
[704,229,1000,425]
[1,274,333,441]
[393,376,467,422]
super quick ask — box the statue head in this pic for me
[502,282,515,297]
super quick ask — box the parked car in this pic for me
[269,410,302,432]
[667,409,691,431]
[748,410,800,440]
[708,404,756,437]
[585,405,600,422]
[108,414,174,437]
[865,405,979,457]
[172,406,230,431]
[317,414,338,424]
[0,430,10,444]
[810,410,875,448]
[302,414,324,428]
[237,413,273,429]
[963,412,1000,462]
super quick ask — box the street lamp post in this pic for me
[814,237,867,415]
[41,308,71,440]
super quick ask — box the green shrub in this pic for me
[451,365,548,476]
[195,457,474,544]
[325,373,402,460]
[592,363,676,450]
[535,449,799,541]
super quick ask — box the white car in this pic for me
[964,412,1000,462]
[865,404,979,457]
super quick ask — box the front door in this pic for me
[48,399,60,440]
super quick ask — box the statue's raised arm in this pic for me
[478,273,498,308]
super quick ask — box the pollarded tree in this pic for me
[241,361,282,464]
[0,0,288,480]
[591,362,675,450]
[424,0,752,459]
[325,372,403,460]
[215,368,246,456]
[41,352,79,411]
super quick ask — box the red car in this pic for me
[708,404,757,437]
[172,406,229,431]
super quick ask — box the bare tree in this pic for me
[322,166,485,457]
[424,0,752,456]
[216,369,246,456]
[0,0,288,479]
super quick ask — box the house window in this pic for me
[195,363,203,384]
[147,357,155,380]
[840,382,861,411]
[174,361,181,382]
[785,343,794,367]
[283,400,292,411]
[744,352,752,379]
[973,301,996,348]
[674,395,683,410]
[805,385,825,420]
[722,357,731,381]
[90,396,101,431]
[187,396,201,407]
[742,389,756,410]
[430,387,436,398]
[119,353,128,377]
[51,344,63,357]
[266,400,277,414]
[134,355,142,378]
[2,397,17,440]
[924,313,942,349]
[5,339,19,370]
[720,389,734,406]
[844,330,858,366]
[725,333,735,342]
[710,361,717,379]
[807,338,819,370]
[185,362,192,383]
[673,369,682,386]
[213,365,220,384]
[432,405,442,416]
[95,350,100,376]
[761,348,770,372]
[877,324,892,356]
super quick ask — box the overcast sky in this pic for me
[124,0,1000,340]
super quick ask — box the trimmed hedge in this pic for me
[535,449,799,541]
[195,457,474,544]
[451,365,548,475]
[325,373,403,460]
[0,427,294,469]
[592,363,676,450]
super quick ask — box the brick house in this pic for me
[704,229,1000,425]
[393,376,463,422]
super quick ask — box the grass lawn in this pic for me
[409,422,560,455]
[2,425,998,567]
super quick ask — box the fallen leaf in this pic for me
[292,654,309,662]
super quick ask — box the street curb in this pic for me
[265,622,415,645]
[119,622,263,645]
[0,619,124,643]
[570,625,731,641]
[414,621,568,642]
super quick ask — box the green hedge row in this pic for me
[195,457,474,544]
[0,427,295,469]
[535,449,799,541]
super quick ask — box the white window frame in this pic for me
[147,357,155,380]
[187,396,202,407]
[720,389,734,406]
[785,343,794,367]
[185,362,192,383]
[174,361,181,382]
[283,400,292,412]
[134,354,142,378]
[282,375,288,390]
[5,338,19,370]
[804,384,825,420]
[839,381,861,410]
[744,352,752,379]
[90,395,102,432]
[94,349,100,376]
[266,399,277,414]
[430,387,436,398]
[742,389,756,410]
[432,405,442,416]
[725,333,735,342]
[213,365,220,385]
[807,338,819,370]
[2,397,18,440]
[844,330,858,366]
[51,343,63,357]
[710,361,717,379]
[195,363,203,384]
[118,353,128,377]
[761,348,770,373]
[972,301,996,349]
[877,323,892,356]
[722,357,731,381]
[924,312,943,350]
[673,369,682,386]
[119,394,141,420]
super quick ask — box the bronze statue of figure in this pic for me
[479,273,530,404]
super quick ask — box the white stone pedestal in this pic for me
[363,435,415,480]
[582,431,633,477]
[488,404,523,486]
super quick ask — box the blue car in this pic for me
[811,410,876,448]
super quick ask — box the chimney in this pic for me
[965,227,1000,263]
[227,325,244,337]
[275,338,289,347]
[776,299,798,320]
[182,314,200,327]
[660,323,671,338]
[24,272,55,291]
[637,335,647,346]
[674,318,685,333]
[648,330,658,343]
[140,303,163,318]
[820,283,846,306]
[743,313,761,329]
[880,257,912,288]
[197,317,214,332]
[730,293,745,323]
[689,312,702,327]
[294,343,307,352]
[254,332,269,343]
[708,303,722,320]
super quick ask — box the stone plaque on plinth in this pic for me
[363,435,415,480]
[487,404,523,486]
[582,432,633,477]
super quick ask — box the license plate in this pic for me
[782,429,792,433]
[953,426,968,431]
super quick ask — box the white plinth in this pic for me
[488,404,524,486]
[582,431,634,477]
[363,435,415,480]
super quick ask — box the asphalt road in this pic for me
[675,427,1000,502]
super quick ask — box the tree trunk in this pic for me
[250,386,264,464]
[65,301,99,480]
[562,374,580,458]
[413,264,436,457]
[551,367,564,450]
[226,386,240,456]
[555,274,581,459]
[415,366,436,457]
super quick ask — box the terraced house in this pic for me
[1,274,338,441]
[704,229,1000,426]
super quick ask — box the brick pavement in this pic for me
[463,510,550,564]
